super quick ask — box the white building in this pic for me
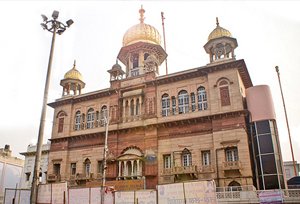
[20,143,50,189]
[284,161,300,181]
[0,145,24,204]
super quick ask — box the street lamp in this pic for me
[101,108,109,204]
[275,66,297,177]
[30,10,73,204]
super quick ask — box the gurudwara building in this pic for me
[46,7,285,190]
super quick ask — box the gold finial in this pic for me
[139,5,145,23]
[216,17,219,26]
[73,60,76,69]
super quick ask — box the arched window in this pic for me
[84,158,91,176]
[57,111,66,133]
[86,108,95,129]
[133,53,139,68]
[161,94,170,117]
[144,53,150,60]
[219,80,231,106]
[182,148,192,167]
[100,106,107,126]
[178,90,189,114]
[197,86,208,111]
[75,111,81,131]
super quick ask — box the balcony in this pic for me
[161,165,198,176]
[198,165,214,173]
[75,173,93,181]
[223,161,242,171]
[47,174,61,182]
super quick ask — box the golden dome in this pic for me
[122,6,161,46]
[64,61,83,81]
[208,17,232,41]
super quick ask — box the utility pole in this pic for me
[101,108,109,204]
[275,66,297,177]
[30,11,73,204]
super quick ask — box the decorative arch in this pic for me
[121,146,143,156]
[178,90,189,114]
[118,146,144,180]
[86,108,95,129]
[57,110,67,133]
[162,93,170,116]
[216,77,231,106]
[197,86,208,111]
[56,110,67,118]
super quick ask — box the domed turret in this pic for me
[64,63,83,81]
[117,6,167,79]
[208,18,232,41]
[60,60,85,97]
[204,18,238,64]
[122,6,161,46]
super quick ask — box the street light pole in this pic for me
[275,66,297,177]
[30,11,73,204]
[101,109,109,204]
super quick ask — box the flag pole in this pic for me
[161,12,168,75]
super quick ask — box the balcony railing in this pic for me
[223,161,242,171]
[75,173,93,180]
[198,165,214,173]
[47,174,61,182]
[161,165,197,175]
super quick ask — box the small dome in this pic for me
[112,60,122,70]
[64,61,83,81]
[208,17,232,41]
[122,6,161,46]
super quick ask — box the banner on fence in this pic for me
[69,188,89,204]
[4,189,30,204]
[136,190,156,204]
[115,191,135,204]
[158,183,185,204]
[184,180,217,204]
[259,190,283,204]
[37,184,51,203]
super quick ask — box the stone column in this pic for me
[118,161,121,177]
[131,160,134,176]
[123,161,127,177]
[137,160,140,176]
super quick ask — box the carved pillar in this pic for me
[118,161,121,177]
[131,160,134,176]
[123,161,127,176]
[123,100,126,120]
[137,160,140,176]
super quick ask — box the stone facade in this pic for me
[46,8,259,190]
